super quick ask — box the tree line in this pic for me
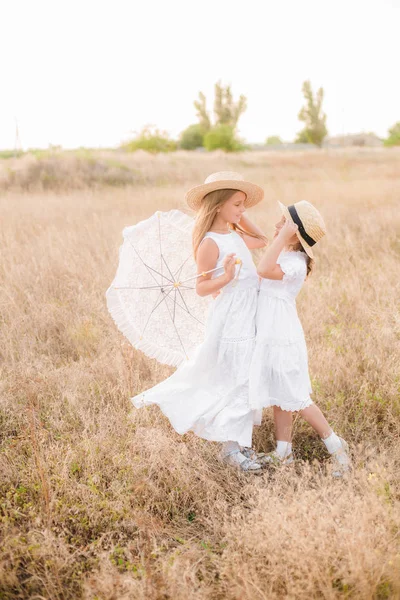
[122,80,398,153]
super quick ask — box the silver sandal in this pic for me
[241,446,258,461]
[223,450,262,472]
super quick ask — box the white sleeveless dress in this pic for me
[249,250,314,412]
[131,230,261,447]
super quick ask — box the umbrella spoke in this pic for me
[140,286,175,338]
[113,284,172,290]
[147,286,176,315]
[145,263,174,284]
[176,286,191,315]
[173,288,177,323]
[165,291,205,327]
[128,240,161,287]
[173,255,191,280]
[163,290,190,360]
[140,289,163,338]
[128,239,173,285]
[161,254,176,283]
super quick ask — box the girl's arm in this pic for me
[195,239,236,297]
[257,220,298,280]
[236,213,268,250]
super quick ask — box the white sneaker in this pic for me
[257,450,294,467]
[222,450,262,472]
[331,437,351,478]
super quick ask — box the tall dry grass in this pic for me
[1,149,400,599]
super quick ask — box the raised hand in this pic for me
[223,253,236,281]
[279,219,298,241]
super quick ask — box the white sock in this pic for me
[276,440,292,458]
[322,431,342,454]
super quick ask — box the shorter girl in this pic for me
[249,201,351,477]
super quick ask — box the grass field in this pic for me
[1,148,400,599]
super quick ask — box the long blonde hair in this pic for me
[192,188,266,258]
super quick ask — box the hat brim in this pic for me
[186,180,264,211]
[278,201,314,259]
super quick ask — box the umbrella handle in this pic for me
[180,257,242,285]
[179,265,223,284]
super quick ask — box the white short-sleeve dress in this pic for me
[249,250,314,412]
[132,230,261,447]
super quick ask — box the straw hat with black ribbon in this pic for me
[185,171,264,211]
[278,200,326,259]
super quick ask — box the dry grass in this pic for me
[1,149,400,599]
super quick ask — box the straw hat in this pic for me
[278,200,326,259]
[185,171,264,211]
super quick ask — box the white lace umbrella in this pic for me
[106,210,237,367]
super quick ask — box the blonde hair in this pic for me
[192,188,267,258]
[290,240,314,277]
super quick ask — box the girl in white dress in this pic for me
[132,172,267,472]
[249,201,351,477]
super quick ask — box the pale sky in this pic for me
[1,0,399,150]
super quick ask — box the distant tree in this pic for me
[203,124,245,152]
[194,92,211,132]
[295,129,310,144]
[213,81,247,129]
[122,126,177,153]
[179,124,205,150]
[265,135,283,145]
[295,80,328,147]
[384,122,400,147]
[191,82,247,152]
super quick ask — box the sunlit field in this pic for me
[1,148,400,599]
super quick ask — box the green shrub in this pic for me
[179,124,205,150]
[0,149,24,159]
[265,136,283,145]
[384,122,400,147]
[203,125,244,152]
[122,126,177,154]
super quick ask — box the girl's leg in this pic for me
[258,407,293,465]
[274,406,293,458]
[274,406,293,441]
[300,404,342,452]
[299,404,332,439]
[300,404,351,476]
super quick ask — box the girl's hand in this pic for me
[223,253,236,282]
[279,219,298,241]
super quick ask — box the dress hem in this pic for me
[251,396,313,412]
[130,398,256,447]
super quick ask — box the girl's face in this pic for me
[218,191,246,224]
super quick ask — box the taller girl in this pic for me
[132,172,267,471]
